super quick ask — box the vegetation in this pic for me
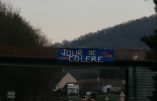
[0,0,49,46]
[0,1,54,101]
[142,0,157,101]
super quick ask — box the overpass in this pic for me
[0,47,155,101]
[0,47,154,66]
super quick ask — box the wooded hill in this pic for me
[56,15,156,49]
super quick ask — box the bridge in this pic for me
[0,47,155,101]
[0,47,153,65]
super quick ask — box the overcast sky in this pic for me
[8,0,155,42]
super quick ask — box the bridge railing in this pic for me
[0,47,150,61]
[0,46,56,59]
[115,49,148,61]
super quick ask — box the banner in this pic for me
[57,48,114,63]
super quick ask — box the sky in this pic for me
[7,0,155,43]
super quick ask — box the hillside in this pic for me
[55,15,156,49]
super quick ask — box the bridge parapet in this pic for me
[0,47,150,62]
[0,47,56,59]
[115,49,148,61]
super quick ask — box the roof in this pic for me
[65,69,100,80]
[54,73,78,91]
